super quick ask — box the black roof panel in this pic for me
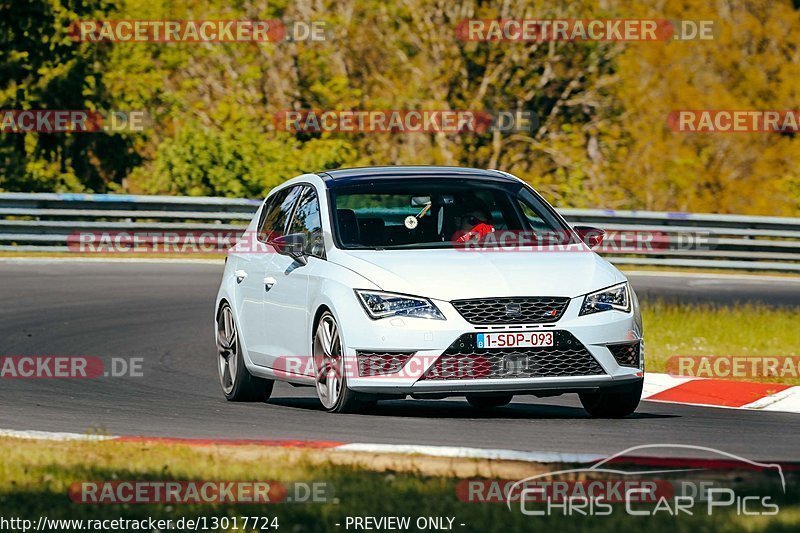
[317,166,515,187]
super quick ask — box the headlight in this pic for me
[355,290,445,320]
[580,282,630,316]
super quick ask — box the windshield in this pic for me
[330,178,574,250]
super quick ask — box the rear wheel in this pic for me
[313,311,374,414]
[579,380,642,418]
[216,303,274,402]
[466,394,513,409]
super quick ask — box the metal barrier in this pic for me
[1,192,798,272]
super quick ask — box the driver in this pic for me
[452,199,495,242]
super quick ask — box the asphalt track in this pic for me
[1,260,798,460]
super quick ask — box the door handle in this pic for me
[264,276,277,291]
[234,270,247,283]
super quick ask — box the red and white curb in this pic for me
[4,430,800,472]
[1,374,797,465]
[642,372,800,413]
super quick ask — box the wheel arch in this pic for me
[311,304,333,340]
[216,297,231,317]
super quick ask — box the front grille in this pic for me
[451,296,570,324]
[608,342,641,368]
[421,331,605,380]
[356,351,415,376]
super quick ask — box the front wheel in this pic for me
[313,311,374,414]
[216,303,274,402]
[579,380,643,418]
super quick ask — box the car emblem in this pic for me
[505,303,522,316]
[504,355,525,376]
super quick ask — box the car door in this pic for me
[262,185,325,364]
[239,185,303,367]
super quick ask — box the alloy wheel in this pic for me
[313,314,344,409]
[216,305,238,395]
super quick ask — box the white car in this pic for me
[214,166,644,416]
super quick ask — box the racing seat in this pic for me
[337,209,360,246]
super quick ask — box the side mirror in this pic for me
[271,233,308,265]
[574,226,605,249]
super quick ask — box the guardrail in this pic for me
[1,192,798,272]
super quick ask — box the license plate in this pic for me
[476,331,554,349]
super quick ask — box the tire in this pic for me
[466,394,514,409]
[313,311,374,414]
[579,380,643,418]
[216,303,274,402]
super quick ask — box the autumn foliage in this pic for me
[1,0,798,216]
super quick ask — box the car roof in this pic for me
[317,166,518,187]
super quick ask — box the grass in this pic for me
[1,437,798,533]
[642,300,800,384]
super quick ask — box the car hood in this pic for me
[328,247,625,301]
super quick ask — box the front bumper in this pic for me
[339,296,644,397]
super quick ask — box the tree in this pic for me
[0,0,141,192]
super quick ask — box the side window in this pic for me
[287,186,325,258]
[256,196,278,242]
[257,186,302,243]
